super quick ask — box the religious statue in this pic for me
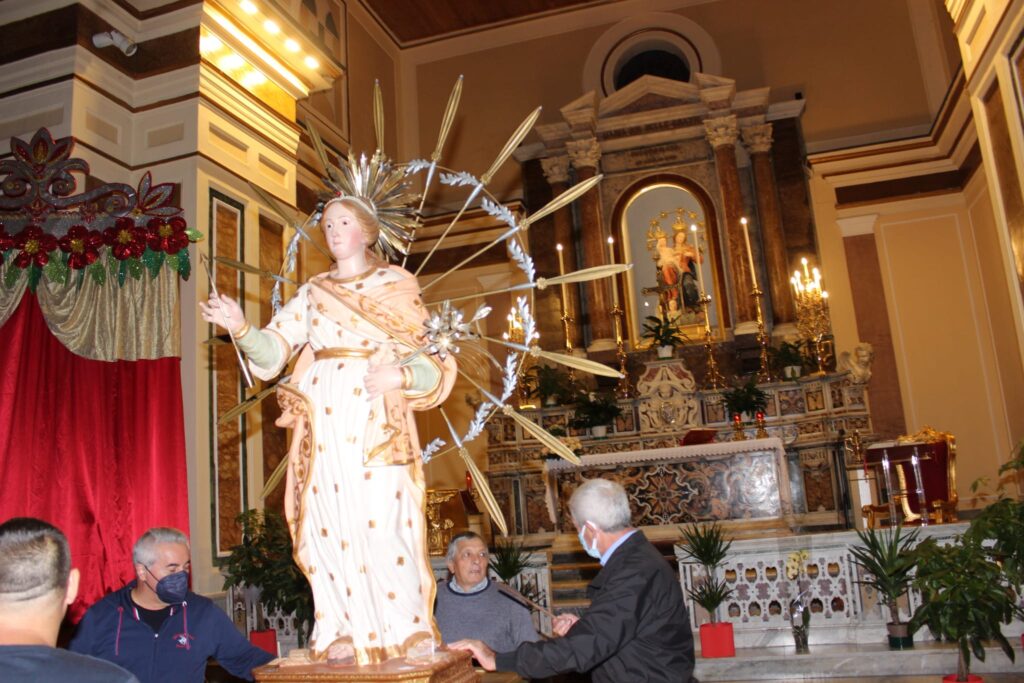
[644,208,703,323]
[200,157,457,666]
[837,342,874,384]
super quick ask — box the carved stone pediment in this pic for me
[599,75,703,117]
[635,358,700,433]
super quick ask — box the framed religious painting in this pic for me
[613,178,727,347]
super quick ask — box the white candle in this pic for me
[607,237,619,307]
[802,257,810,280]
[911,449,928,526]
[741,217,758,289]
[556,244,568,312]
[690,224,705,298]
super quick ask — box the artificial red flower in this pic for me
[146,215,190,254]
[103,217,147,260]
[13,225,58,268]
[59,225,103,269]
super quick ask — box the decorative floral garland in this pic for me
[0,214,201,290]
[0,128,202,291]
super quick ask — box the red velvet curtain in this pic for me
[0,295,189,620]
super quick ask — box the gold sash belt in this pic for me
[313,348,374,361]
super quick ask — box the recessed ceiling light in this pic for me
[219,53,245,71]
[285,38,300,52]
[304,55,319,69]
[263,20,280,35]
[200,35,223,54]
[242,70,267,87]
[240,0,257,15]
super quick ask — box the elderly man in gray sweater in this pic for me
[434,532,540,652]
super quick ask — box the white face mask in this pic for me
[577,522,601,559]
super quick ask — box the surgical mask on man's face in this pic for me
[148,567,189,603]
[577,523,601,560]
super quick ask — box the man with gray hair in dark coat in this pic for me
[451,478,695,682]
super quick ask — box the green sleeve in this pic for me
[407,353,441,393]
[235,326,285,370]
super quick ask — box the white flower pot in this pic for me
[656,345,674,359]
[590,425,608,438]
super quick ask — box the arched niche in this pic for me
[611,175,729,348]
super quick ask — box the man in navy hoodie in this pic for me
[70,527,274,683]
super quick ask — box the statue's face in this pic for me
[447,537,488,590]
[322,202,368,262]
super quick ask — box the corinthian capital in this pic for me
[741,124,773,154]
[540,156,571,185]
[703,115,739,149]
[566,138,601,170]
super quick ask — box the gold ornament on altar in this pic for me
[791,258,832,375]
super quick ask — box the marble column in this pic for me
[566,137,615,352]
[742,123,796,326]
[705,115,757,329]
[540,155,585,355]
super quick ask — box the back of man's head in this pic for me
[569,478,632,532]
[0,517,71,608]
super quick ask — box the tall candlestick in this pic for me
[881,450,898,524]
[690,224,705,298]
[606,237,619,307]
[556,243,568,306]
[911,448,928,526]
[741,217,758,288]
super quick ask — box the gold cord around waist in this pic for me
[313,348,374,361]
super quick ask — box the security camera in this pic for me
[92,30,137,57]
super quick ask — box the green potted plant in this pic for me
[721,378,768,422]
[570,392,622,437]
[772,340,806,380]
[910,534,1016,682]
[642,315,687,358]
[849,525,919,649]
[678,523,735,658]
[489,538,542,605]
[526,364,575,406]
[222,509,315,647]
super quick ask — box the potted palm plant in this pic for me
[570,392,622,438]
[526,364,575,406]
[678,523,735,658]
[642,315,687,358]
[772,340,806,380]
[849,525,919,649]
[721,378,768,422]
[910,534,1016,682]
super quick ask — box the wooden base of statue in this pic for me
[253,649,478,683]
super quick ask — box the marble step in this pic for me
[693,641,1023,681]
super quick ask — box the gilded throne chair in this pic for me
[861,426,958,528]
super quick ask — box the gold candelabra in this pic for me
[791,258,831,376]
[752,286,774,383]
[503,307,535,408]
[556,243,577,383]
[699,294,724,389]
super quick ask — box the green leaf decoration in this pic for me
[178,247,191,280]
[4,264,22,288]
[117,258,127,287]
[27,264,42,291]
[127,258,142,281]
[43,255,67,285]
[185,229,204,242]
[142,248,163,278]
[165,252,179,273]
[107,250,118,278]
[75,266,85,291]
[89,262,106,286]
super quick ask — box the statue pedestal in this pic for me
[254,649,478,683]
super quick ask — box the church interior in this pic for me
[2,0,1024,680]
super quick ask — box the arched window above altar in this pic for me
[583,13,721,96]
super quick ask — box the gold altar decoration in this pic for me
[690,223,724,389]
[503,306,536,408]
[742,217,773,382]
[608,236,632,398]
[791,258,832,376]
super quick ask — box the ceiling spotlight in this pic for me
[92,30,137,57]
[200,34,223,54]
[263,20,280,34]
[241,70,267,87]
[285,38,300,52]
[218,53,245,71]
[240,0,258,15]
[303,55,319,69]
